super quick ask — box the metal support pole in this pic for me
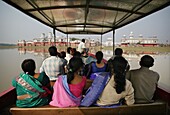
[67,34,68,47]
[101,34,102,50]
[113,29,115,55]
[53,28,56,46]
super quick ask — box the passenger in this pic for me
[81,48,90,65]
[50,57,86,107]
[96,56,134,106]
[126,55,160,103]
[12,59,52,107]
[71,48,77,56]
[73,51,81,58]
[65,47,73,63]
[58,51,68,74]
[59,51,67,65]
[77,39,86,54]
[107,48,130,72]
[110,48,123,60]
[85,51,107,79]
[39,46,64,81]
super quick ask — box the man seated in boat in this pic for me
[12,59,52,107]
[126,55,160,103]
[39,46,65,81]
[50,57,87,107]
[110,48,123,60]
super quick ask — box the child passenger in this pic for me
[96,56,134,106]
[50,57,86,107]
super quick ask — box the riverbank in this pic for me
[0,45,18,49]
[103,46,170,53]
[0,45,170,53]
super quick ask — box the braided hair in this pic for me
[67,57,84,84]
[109,56,128,94]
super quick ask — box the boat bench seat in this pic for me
[10,100,167,115]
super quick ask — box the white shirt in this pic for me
[65,53,73,64]
[77,42,85,53]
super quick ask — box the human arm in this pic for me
[124,81,135,105]
[39,61,45,73]
[126,71,131,80]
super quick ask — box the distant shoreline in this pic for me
[0,45,18,49]
[0,45,170,53]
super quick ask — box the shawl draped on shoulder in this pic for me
[50,75,81,107]
[12,73,51,107]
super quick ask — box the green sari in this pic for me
[12,72,52,107]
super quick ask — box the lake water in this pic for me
[0,48,169,93]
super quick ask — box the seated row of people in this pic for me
[12,46,159,108]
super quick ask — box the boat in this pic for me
[0,54,169,115]
[1,0,170,114]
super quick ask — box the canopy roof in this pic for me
[3,0,170,35]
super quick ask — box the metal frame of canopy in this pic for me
[2,0,170,53]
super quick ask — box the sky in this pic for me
[0,1,170,44]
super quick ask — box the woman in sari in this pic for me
[86,51,107,79]
[50,57,86,107]
[12,59,52,107]
[96,56,134,106]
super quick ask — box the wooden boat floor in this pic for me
[10,100,168,115]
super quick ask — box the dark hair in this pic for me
[73,51,81,58]
[109,56,128,94]
[96,51,103,64]
[82,39,85,43]
[59,51,66,58]
[49,46,57,56]
[21,59,35,76]
[71,48,77,55]
[67,57,84,84]
[67,47,72,54]
[115,48,123,56]
[140,55,154,68]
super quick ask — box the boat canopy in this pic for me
[3,0,170,35]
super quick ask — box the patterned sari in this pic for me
[12,72,52,107]
[50,75,82,107]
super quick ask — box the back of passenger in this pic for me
[126,55,160,103]
[97,56,134,106]
[110,48,123,60]
[87,51,107,80]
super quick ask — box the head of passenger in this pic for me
[82,39,85,43]
[67,57,84,84]
[73,51,81,58]
[67,47,72,54]
[59,51,66,58]
[114,48,123,56]
[109,56,128,94]
[48,46,58,56]
[71,48,77,55]
[140,55,154,68]
[96,51,103,64]
[21,59,36,76]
